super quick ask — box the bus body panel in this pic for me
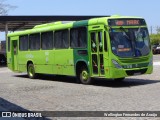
[54,49,74,76]
[7,16,153,83]
[15,49,75,75]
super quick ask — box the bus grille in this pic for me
[125,68,147,76]
[119,57,149,63]
[122,62,149,69]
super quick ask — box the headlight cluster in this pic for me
[148,56,153,66]
[112,60,122,69]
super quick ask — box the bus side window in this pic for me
[13,41,17,55]
[70,27,87,48]
[19,35,28,51]
[104,31,107,51]
[70,29,78,47]
[41,31,53,50]
[98,32,103,52]
[7,37,10,52]
[29,33,40,50]
[91,32,97,52]
[54,29,69,49]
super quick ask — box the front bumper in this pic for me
[106,66,153,79]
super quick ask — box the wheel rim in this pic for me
[28,66,34,77]
[82,70,88,81]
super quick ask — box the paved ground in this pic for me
[0,55,159,120]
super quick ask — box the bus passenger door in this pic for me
[90,31,105,77]
[12,40,18,71]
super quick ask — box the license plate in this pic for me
[133,72,141,75]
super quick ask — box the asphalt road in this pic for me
[153,54,160,62]
[0,55,160,120]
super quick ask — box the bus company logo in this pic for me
[26,54,34,58]
[45,52,49,56]
[1,112,42,118]
[2,112,11,117]
[115,20,124,26]
[46,57,49,63]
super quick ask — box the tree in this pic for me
[0,0,16,15]
[156,26,160,34]
[150,34,160,45]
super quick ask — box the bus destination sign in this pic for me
[108,19,146,26]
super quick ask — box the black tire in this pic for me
[27,64,37,79]
[77,66,92,85]
[114,77,125,82]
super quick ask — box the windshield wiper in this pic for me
[119,26,130,40]
[120,26,139,57]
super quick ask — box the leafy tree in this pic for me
[156,27,160,34]
[150,34,160,45]
[0,0,16,15]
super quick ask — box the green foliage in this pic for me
[150,34,160,45]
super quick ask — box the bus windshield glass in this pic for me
[109,27,150,58]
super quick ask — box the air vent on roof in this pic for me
[34,21,62,28]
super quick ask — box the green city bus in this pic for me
[7,15,153,84]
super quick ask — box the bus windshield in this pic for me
[109,27,150,58]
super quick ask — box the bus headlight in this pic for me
[112,60,123,69]
[148,56,153,66]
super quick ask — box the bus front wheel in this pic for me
[78,66,92,85]
[27,64,37,79]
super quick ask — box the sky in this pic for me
[1,0,160,40]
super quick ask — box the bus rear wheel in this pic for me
[78,66,92,85]
[27,64,37,79]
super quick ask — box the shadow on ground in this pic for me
[0,98,50,120]
[92,78,160,88]
[14,74,160,88]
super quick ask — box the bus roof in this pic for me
[8,15,144,37]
